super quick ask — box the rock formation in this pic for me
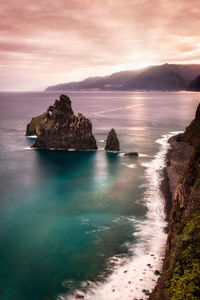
[30,94,97,150]
[26,113,45,136]
[105,128,120,151]
[123,152,138,157]
[188,74,200,91]
[150,103,200,299]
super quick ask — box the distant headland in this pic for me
[45,63,200,92]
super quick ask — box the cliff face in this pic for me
[32,94,97,150]
[150,105,200,299]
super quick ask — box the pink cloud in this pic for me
[0,0,200,90]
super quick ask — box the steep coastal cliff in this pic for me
[30,94,97,150]
[150,105,200,299]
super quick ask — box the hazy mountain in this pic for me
[189,74,200,91]
[46,64,200,91]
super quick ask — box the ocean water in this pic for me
[0,91,200,300]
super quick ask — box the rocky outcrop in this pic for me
[188,74,200,91]
[31,94,97,150]
[105,128,120,151]
[123,152,138,157]
[150,104,200,300]
[26,113,45,136]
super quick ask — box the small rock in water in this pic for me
[124,270,128,273]
[147,264,152,268]
[154,270,161,275]
[142,289,150,296]
[112,289,115,292]
[105,128,120,151]
[128,281,131,284]
[75,294,84,299]
[123,152,138,157]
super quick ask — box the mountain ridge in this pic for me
[46,63,200,92]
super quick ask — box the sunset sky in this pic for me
[0,0,200,91]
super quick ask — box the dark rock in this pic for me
[154,270,160,276]
[75,294,84,299]
[26,113,45,136]
[188,74,200,91]
[31,95,97,150]
[142,289,150,296]
[123,152,138,157]
[105,128,120,151]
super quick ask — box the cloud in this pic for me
[0,0,200,90]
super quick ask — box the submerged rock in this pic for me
[26,113,45,136]
[123,152,138,157]
[105,128,120,151]
[30,94,97,150]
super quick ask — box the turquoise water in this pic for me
[0,91,200,300]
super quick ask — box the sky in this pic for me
[0,0,200,91]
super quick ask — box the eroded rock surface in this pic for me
[105,128,120,151]
[26,113,45,136]
[31,94,97,150]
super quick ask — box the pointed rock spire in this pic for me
[105,128,120,151]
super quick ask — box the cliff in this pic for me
[189,74,200,91]
[31,94,97,150]
[150,105,200,299]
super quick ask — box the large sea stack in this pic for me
[105,128,120,151]
[30,94,97,150]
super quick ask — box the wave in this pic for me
[71,131,181,300]
[91,104,137,116]
[124,163,137,169]
[26,135,37,138]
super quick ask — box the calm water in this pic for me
[0,91,199,300]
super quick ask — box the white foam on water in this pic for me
[91,104,137,116]
[118,152,126,157]
[99,140,105,143]
[139,153,151,158]
[124,163,137,169]
[26,135,37,138]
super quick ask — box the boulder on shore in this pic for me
[105,128,120,151]
[29,94,97,150]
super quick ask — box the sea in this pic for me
[0,91,200,300]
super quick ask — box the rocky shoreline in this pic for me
[150,105,200,299]
[160,135,193,224]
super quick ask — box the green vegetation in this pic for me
[193,178,200,190]
[162,213,200,299]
